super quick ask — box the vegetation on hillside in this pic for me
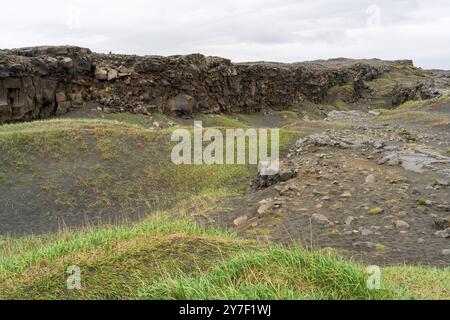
[0,114,448,300]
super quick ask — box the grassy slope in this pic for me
[0,116,448,300]
[0,117,301,236]
[377,94,450,124]
[0,198,448,300]
[365,65,433,109]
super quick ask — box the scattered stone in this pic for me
[340,191,352,198]
[233,215,248,227]
[107,68,119,81]
[361,228,373,236]
[434,228,450,239]
[279,183,301,196]
[345,216,356,226]
[436,205,450,212]
[365,174,378,184]
[273,201,282,209]
[60,57,73,69]
[373,141,385,149]
[434,217,450,230]
[257,199,275,215]
[95,67,108,81]
[441,249,450,256]
[417,238,425,244]
[393,220,410,229]
[433,179,450,187]
[278,169,295,182]
[311,213,331,225]
[352,241,376,249]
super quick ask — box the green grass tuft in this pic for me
[1,209,447,300]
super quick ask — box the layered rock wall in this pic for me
[0,46,92,121]
[0,46,407,122]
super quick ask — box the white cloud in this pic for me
[0,0,449,69]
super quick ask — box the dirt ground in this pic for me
[203,109,450,267]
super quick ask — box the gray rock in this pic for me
[107,68,119,81]
[365,174,378,184]
[311,213,330,225]
[340,191,352,198]
[60,57,73,69]
[95,67,108,81]
[167,94,195,115]
[393,220,410,229]
[434,217,450,230]
[434,179,450,187]
[118,65,131,74]
[278,169,294,182]
[233,215,248,227]
[352,241,376,249]
[373,141,385,149]
[257,198,275,215]
[345,216,356,226]
[434,228,450,239]
[441,249,450,256]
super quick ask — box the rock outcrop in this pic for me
[0,46,92,121]
[391,81,441,106]
[0,46,416,123]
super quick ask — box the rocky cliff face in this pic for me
[0,46,413,123]
[0,46,93,122]
[391,82,442,106]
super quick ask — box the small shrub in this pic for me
[417,198,429,206]
[368,207,384,215]
[398,129,417,142]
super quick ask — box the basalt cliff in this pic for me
[0,45,440,123]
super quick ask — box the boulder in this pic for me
[311,213,331,225]
[95,67,108,81]
[167,94,195,115]
[393,220,410,229]
[233,215,248,227]
[107,69,119,81]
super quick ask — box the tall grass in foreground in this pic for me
[1,211,448,299]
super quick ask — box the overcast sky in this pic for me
[1,0,449,69]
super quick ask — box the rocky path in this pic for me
[206,110,450,266]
